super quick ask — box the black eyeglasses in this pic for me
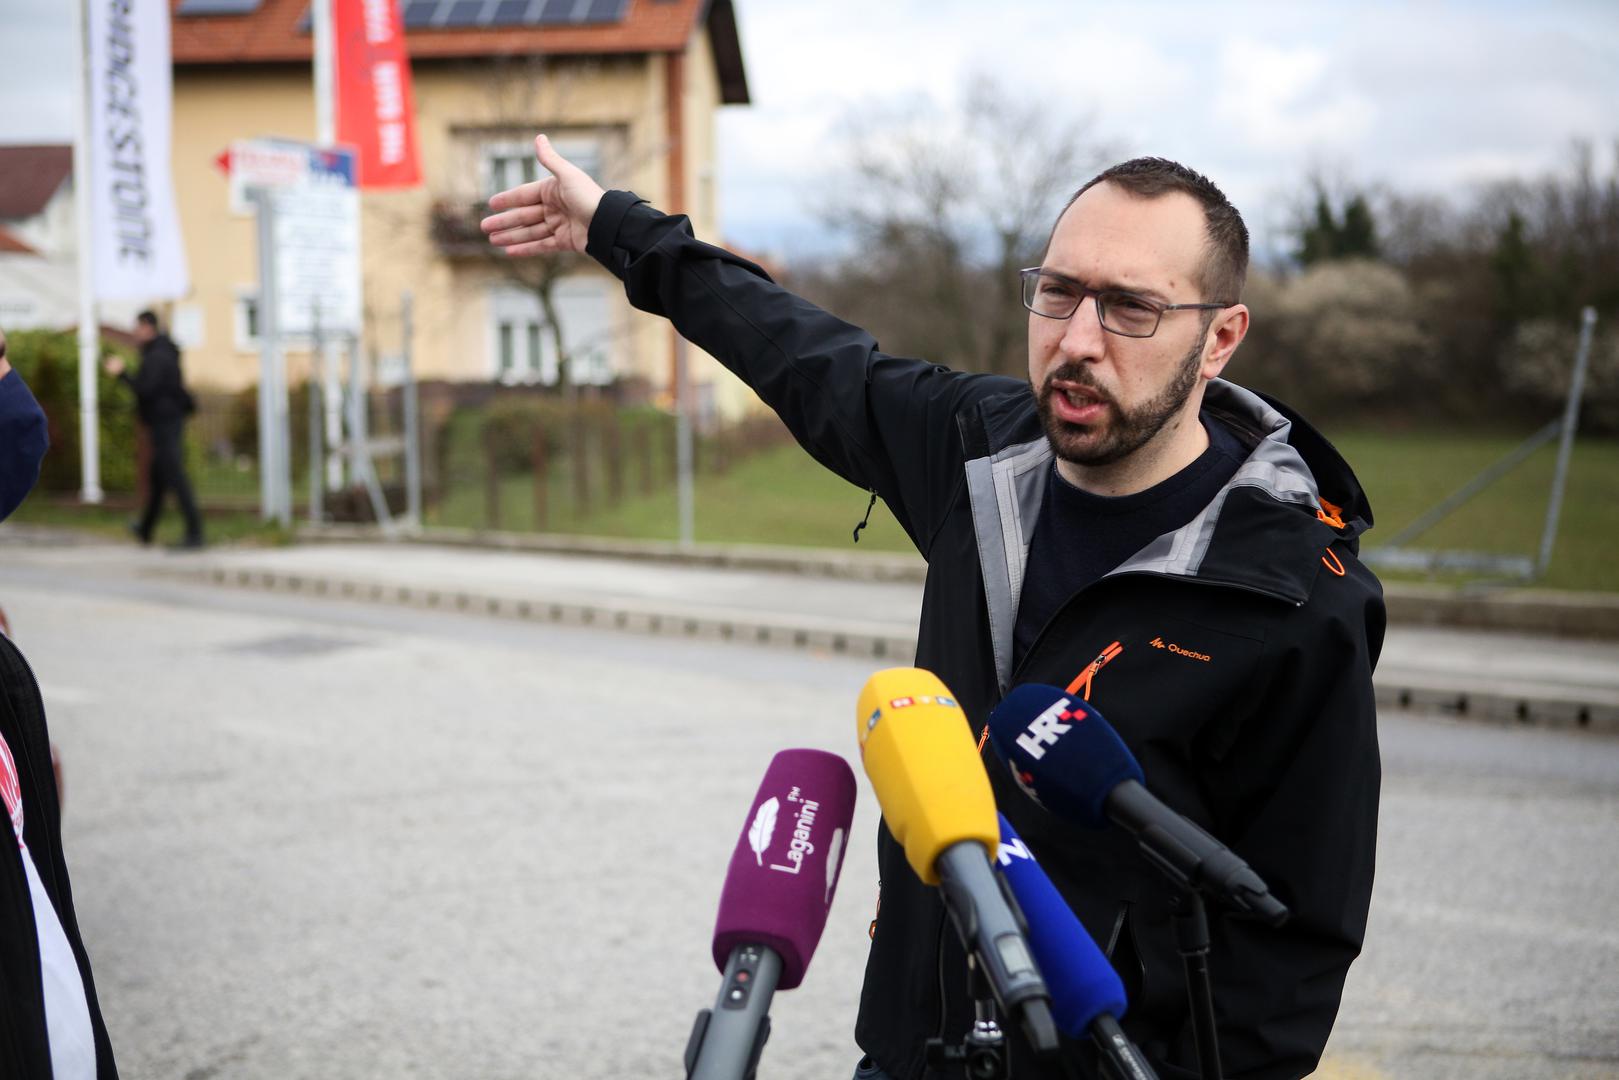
[1019,268,1233,339]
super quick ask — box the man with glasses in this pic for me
[484,140,1381,1080]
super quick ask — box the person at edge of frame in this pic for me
[0,325,122,1079]
[481,136,1383,1080]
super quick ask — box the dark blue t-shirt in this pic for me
[1011,416,1249,667]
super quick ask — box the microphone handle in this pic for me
[685,943,781,1080]
[1090,1013,1160,1080]
[1106,782,1287,924]
[934,841,1059,1055]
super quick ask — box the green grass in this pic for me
[8,497,293,547]
[21,425,1619,593]
[1326,430,1619,591]
[430,441,914,552]
[434,428,1619,591]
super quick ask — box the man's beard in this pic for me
[1034,339,1203,468]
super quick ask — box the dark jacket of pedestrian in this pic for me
[586,192,1383,1080]
[124,333,193,427]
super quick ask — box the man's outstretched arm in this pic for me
[480,135,1021,554]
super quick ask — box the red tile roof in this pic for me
[0,225,40,255]
[174,0,725,71]
[0,145,72,221]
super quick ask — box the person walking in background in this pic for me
[0,325,122,1079]
[103,310,204,549]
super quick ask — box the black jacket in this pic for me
[0,632,119,1077]
[124,334,192,426]
[588,192,1382,1080]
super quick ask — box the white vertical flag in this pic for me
[87,0,189,301]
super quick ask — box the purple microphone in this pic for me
[685,748,858,1080]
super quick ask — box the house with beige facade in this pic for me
[168,0,750,418]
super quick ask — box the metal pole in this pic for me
[72,0,103,504]
[309,301,325,524]
[324,338,346,488]
[1379,418,1562,550]
[313,0,334,146]
[253,189,281,523]
[274,312,293,527]
[675,334,695,547]
[349,333,392,529]
[1536,307,1597,577]
[313,0,348,493]
[401,291,423,529]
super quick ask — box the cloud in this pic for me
[1213,38,1375,156]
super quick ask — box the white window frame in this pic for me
[486,277,615,387]
[233,286,262,352]
[479,134,604,199]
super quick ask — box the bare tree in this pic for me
[797,75,1110,377]
[405,52,668,401]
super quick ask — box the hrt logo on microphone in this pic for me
[1014,696,1079,760]
[995,836,1034,867]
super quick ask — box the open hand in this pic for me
[481,134,606,257]
[102,354,126,378]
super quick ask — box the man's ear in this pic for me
[1201,304,1249,380]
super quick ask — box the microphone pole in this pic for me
[855,668,1059,1065]
[684,748,858,1080]
[685,943,780,1080]
[987,685,1295,1080]
[1173,891,1222,1080]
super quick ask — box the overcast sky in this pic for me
[5,0,1617,262]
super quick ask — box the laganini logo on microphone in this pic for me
[1015,696,1079,760]
[762,785,823,878]
[748,797,779,865]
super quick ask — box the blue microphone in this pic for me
[996,813,1158,1080]
[988,684,1288,925]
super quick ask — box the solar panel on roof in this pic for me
[387,0,627,31]
[441,0,488,27]
[176,0,264,14]
[491,0,534,24]
[402,0,440,28]
[534,0,577,24]
[582,0,627,22]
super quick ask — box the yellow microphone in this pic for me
[855,667,998,884]
[855,667,1058,1057]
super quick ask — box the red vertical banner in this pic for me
[334,0,422,189]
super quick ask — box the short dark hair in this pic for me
[137,310,159,329]
[1059,157,1250,304]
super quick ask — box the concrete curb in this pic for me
[297,524,929,582]
[149,558,1619,735]
[1381,584,1619,641]
[298,524,1619,641]
[1372,676,1619,734]
[149,562,918,664]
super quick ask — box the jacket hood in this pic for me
[1236,386,1375,539]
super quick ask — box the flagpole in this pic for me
[312,0,345,491]
[73,0,103,504]
[314,0,335,146]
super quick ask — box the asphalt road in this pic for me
[1,557,1614,1080]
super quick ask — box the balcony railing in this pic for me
[430,199,496,257]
